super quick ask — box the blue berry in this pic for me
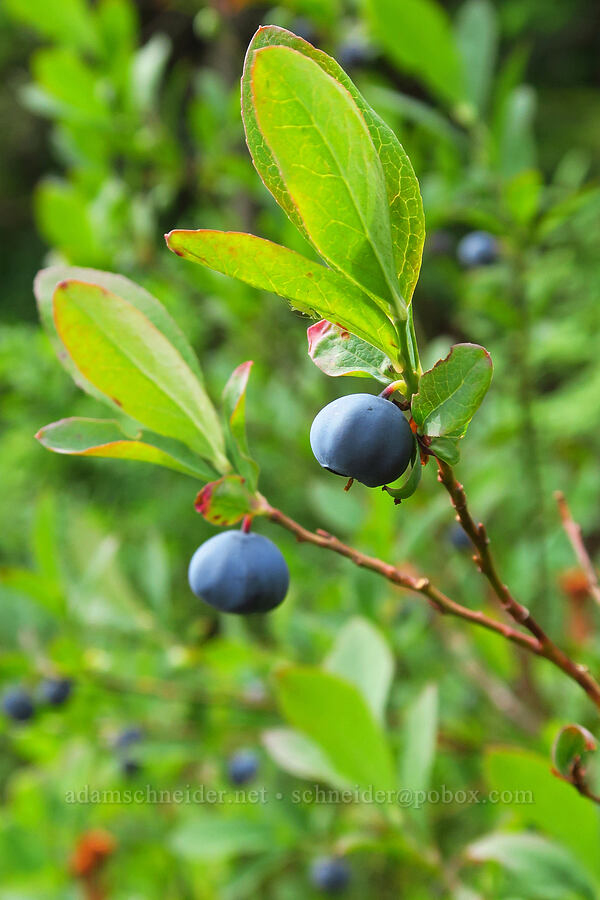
[228,749,259,785]
[114,726,144,750]
[448,524,471,551]
[40,677,73,706]
[121,758,141,777]
[188,531,289,614]
[457,231,498,268]
[310,857,351,894]
[2,687,34,722]
[310,394,414,487]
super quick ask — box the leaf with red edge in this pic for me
[307,320,396,384]
[195,475,265,526]
[221,361,259,488]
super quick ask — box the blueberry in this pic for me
[228,749,259,785]
[310,393,414,488]
[457,231,498,268]
[114,726,144,750]
[448,523,471,551]
[188,531,289,614]
[310,857,351,894]
[2,687,34,722]
[40,677,73,706]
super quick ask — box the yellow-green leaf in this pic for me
[52,280,228,471]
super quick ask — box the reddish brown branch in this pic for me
[436,460,600,712]
[555,490,600,607]
[265,505,541,656]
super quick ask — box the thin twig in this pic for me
[555,490,600,607]
[265,505,541,656]
[436,460,600,712]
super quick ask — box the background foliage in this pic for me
[1,0,600,896]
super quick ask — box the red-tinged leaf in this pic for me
[195,475,266,526]
[307,320,396,383]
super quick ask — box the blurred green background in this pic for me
[1,0,600,897]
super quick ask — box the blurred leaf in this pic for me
[129,33,171,113]
[52,280,228,469]
[36,417,215,479]
[242,26,425,305]
[552,724,597,779]
[31,47,107,120]
[503,169,542,225]
[35,265,205,384]
[466,832,597,900]
[222,361,259,488]
[195,475,263,526]
[399,684,438,796]
[412,344,493,439]
[485,747,600,878]
[365,0,465,106]
[245,41,404,316]
[455,0,498,114]
[170,816,276,861]
[4,0,98,52]
[35,180,103,266]
[307,320,396,383]
[262,728,351,788]
[497,85,537,178]
[166,230,400,361]
[275,666,396,793]
[32,493,61,585]
[324,617,394,722]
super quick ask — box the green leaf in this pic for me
[166,230,400,362]
[4,0,98,51]
[275,666,396,794]
[36,417,216,480]
[324,617,394,723]
[52,279,228,470]
[552,724,597,780]
[365,0,466,107]
[466,832,597,900]
[195,476,263,526]
[496,84,537,178]
[307,320,396,383]
[399,684,438,796]
[222,361,259,488]
[242,26,425,304]
[262,728,351,788]
[248,44,404,316]
[412,343,493,440]
[455,0,498,114]
[35,266,205,385]
[503,169,542,226]
[170,816,275,861]
[427,436,460,465]
[485,747,600,879]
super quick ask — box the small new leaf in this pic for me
[307,320,396,383]
[412,343,493,440]
[552,724,597,781]
[194,475,265,526]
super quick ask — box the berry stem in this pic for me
[555,490,600,607]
